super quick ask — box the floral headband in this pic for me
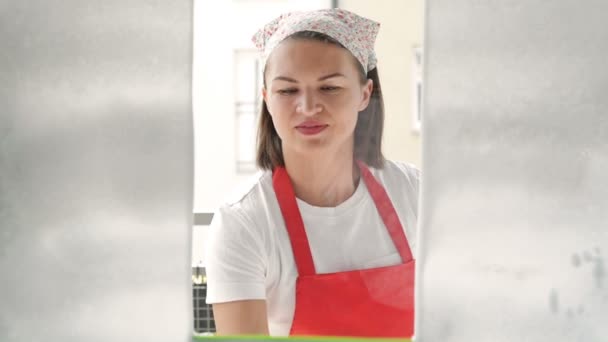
[252,8,380,73]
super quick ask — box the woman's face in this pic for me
[262,38,373,158]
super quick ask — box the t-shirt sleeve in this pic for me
[393,161,421,218]
[204,204,267,304]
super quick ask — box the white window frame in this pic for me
[412,45,423,134]
[233,49,263,174]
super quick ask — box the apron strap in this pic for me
[272,167,317,276]
[272,161,414,277]
[356,160,414,263]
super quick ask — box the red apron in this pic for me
[272,160,415,338]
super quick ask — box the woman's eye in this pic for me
[277,89,297,95]
[321,86,341,92]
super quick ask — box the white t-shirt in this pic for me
[205,160,420,336]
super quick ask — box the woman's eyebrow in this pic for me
[273,73,346,83]
[273,76,298,83]
[318,72,346,81]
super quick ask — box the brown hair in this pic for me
[255,31,386,170]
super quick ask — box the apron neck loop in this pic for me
[272,160,414,277]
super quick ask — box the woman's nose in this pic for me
[296,91,322,116]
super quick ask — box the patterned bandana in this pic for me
[252,8,380,73]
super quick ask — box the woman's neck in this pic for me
[282,147,360,208]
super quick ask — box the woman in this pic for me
[205,8,419,338]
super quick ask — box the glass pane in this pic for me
[234,50,258,103]
[236,105,257,167]
[417,1,608,341]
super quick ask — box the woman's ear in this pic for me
[358,79,373,111]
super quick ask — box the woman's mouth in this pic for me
[296,123,328,135]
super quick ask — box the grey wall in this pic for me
[0,1,194,341]
[417,1,608,341]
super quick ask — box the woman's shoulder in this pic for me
[375,159,421,187]
[214,169,274,219]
